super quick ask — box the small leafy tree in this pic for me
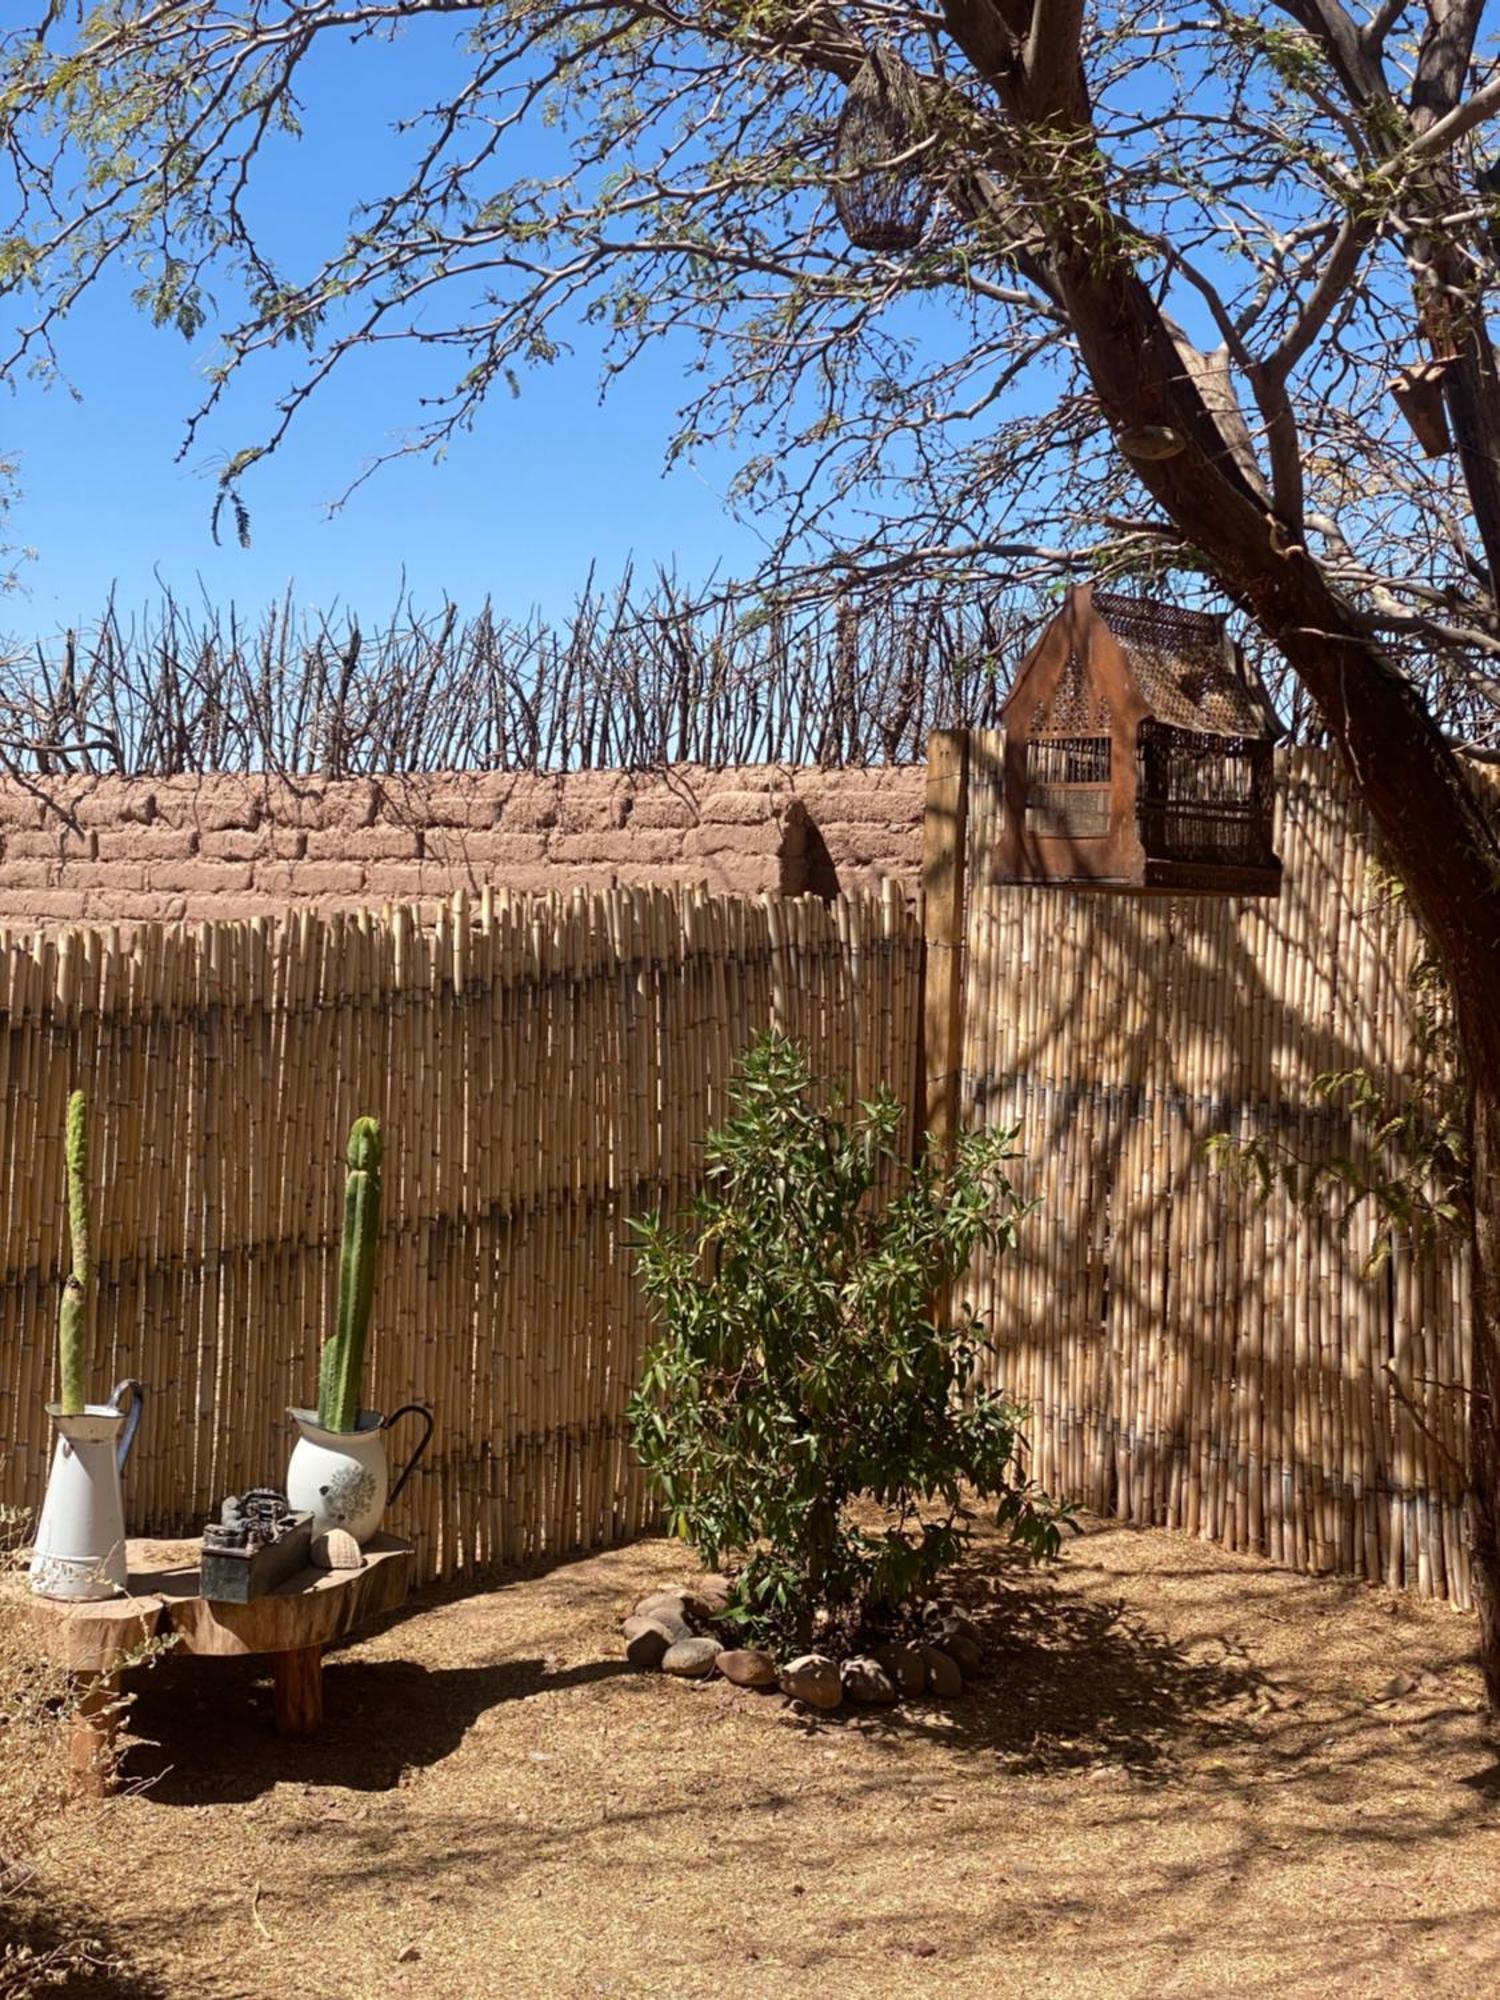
[628,1033,1067,1649]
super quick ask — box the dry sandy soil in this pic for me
[19,1516,1500,2000]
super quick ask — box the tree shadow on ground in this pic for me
[97,1524,1500,1997]
[0,1882,167,1998]
[121,1530,1253,1805]
[778,1538,1264,1777]
[1459,1759,1500,1800]
[121,1652,637,1806]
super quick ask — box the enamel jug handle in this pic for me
[108,1379,144,1474]
[383,1403,434,1507]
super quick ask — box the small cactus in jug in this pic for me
[317,1115,383,1435]
[57,1089,92,1417]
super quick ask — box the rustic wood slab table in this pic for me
[9,1533,414,1792]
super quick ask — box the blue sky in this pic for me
[0,15,767,639]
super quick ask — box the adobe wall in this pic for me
[0,764,927,928]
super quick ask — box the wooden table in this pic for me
[9,1534,414,1791]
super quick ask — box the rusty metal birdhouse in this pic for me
[833,50,933,253]
[995,585,1284,896]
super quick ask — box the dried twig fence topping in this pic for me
[5,577,1485,784]
[0,580,1023,778]
[0,885,921,1580]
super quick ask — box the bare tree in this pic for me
[1,0,1499,1690]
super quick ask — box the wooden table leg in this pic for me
[69,1672,120,1797]
[273,1644,323,1736]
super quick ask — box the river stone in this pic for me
[633,1590,708,1632]
[873,1643,927,1698]
[623,1615,683,1669]
[779,1653,843,1710]
[934,1626,983,1678]
[920,1645,964,1698]
[841,1656,898,1705]
[716,1647,778,1689]
[662,1637,723,1678]
[688,1573,735,1617]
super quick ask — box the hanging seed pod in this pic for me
[833,50,933,254]
[1389,358,1454,457]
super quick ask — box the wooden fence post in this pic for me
[921,729,971,1162]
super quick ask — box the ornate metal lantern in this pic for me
[833,51,933,253]
[995,584,1284,896]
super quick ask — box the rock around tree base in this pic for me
[618,1583,983,1713]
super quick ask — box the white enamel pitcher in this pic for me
[285,1403,432,1545]
[29,1379,144,1601]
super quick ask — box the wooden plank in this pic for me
[921,728,971,1156]
[273,1645,324,1736]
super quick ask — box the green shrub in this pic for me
[628,1033,1068,1648]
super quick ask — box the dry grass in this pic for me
[21,1516,1500,2000]
[0,1513,160,1999]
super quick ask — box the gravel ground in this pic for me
[31,1515,1500,2000]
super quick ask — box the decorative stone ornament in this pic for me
[310,1528,364,1572]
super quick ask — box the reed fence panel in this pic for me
[0,884,922,1582]
[951,738,1477,1605]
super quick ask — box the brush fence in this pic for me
[943,737,1481,1606]
[0,885,921,1581]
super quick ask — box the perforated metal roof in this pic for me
[1093,592,1283,741]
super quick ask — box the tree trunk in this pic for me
[1468,1077,1500,1706]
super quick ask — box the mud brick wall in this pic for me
[0,765,926,927]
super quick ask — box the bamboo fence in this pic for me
[0,883,922,1583]
[944,738,1480,1605]
[2,744,1486,1604]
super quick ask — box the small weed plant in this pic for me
[628,1033,1068,1650]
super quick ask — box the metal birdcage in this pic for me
[832,51,933,254]
[995,584,1284,896]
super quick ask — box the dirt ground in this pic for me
[24,1516,1500,2000]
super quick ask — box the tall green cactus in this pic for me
[318,1116,383,1433]
[57,1089,92,1417]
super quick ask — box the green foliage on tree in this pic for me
[627,1033,1069,1648]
